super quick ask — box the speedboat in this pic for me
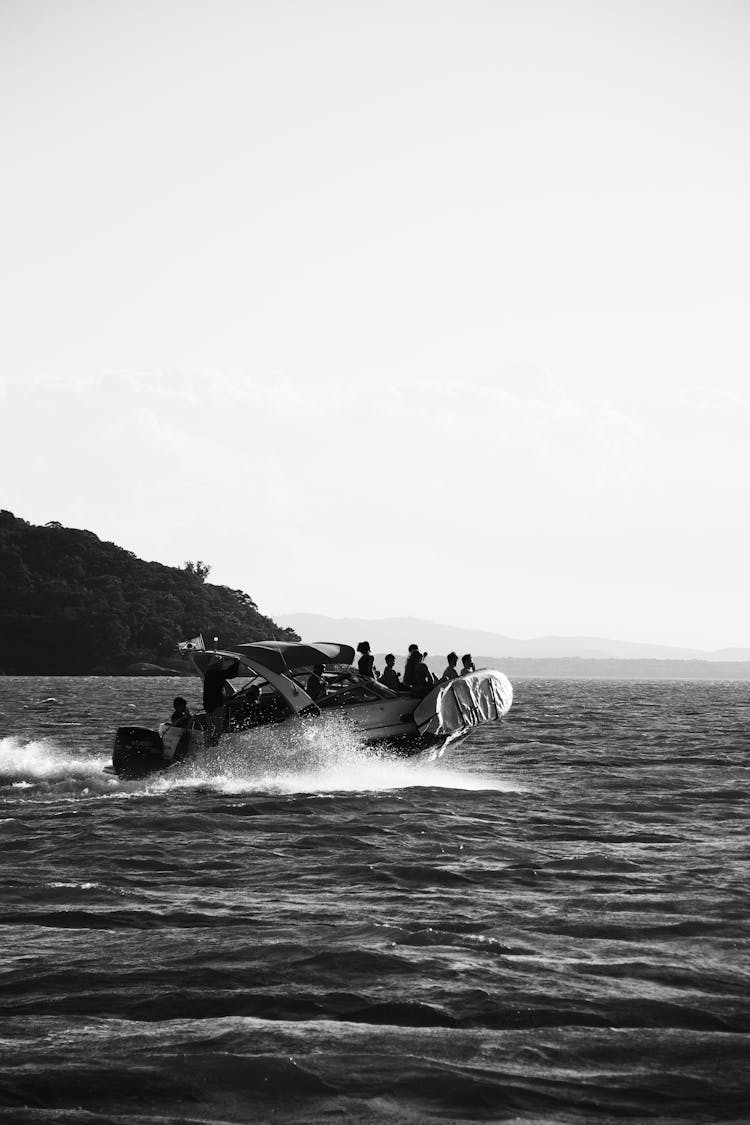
[111,640,513,780]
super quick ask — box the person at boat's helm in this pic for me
[356,641,377,680]
[441,652,460,681]
[203,656,240,745]
[379,653,401,691]
[461,653,476,676]
[306,663,328,702]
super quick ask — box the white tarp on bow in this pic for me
[414,669,513,737]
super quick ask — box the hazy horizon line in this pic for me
[274,610,749,656]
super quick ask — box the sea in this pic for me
[0,675,748,1125]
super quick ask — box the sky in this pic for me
[1,0,749,651]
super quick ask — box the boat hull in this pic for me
[110,716,464,780]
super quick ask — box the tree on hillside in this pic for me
[184,560,211,582]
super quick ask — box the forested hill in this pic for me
[0,511,299,674]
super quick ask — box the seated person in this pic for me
[171,696,191,725]
[441,652,460,681]
[160,696,192,762]
[461,653,476,676]
[379,653,400,691]
[306,663,328,702]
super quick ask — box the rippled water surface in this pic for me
[1,675,748,1123]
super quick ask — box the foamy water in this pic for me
[0,736,110,781]
[147,721,521,796]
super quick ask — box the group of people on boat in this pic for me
[164,643,480,747]
[360,642,475,691]
[305,642,475,702]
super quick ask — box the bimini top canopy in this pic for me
[234,641,356,675]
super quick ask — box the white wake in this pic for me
[0,735,114,799]
[144,719,520,796]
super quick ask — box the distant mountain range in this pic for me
[277,613,750,663]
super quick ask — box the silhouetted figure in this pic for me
[160,696,192,762]
[203,657,240,744]
[412,651,434,696]
[306,663,328,702]
[441,652,459,681]
[403,645,433,695]
[379,654,401,691]
[460,653,476,676]
[356,640,376,679]
[402,643,421,691]
[170,696,191,726]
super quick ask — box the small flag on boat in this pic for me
[178,635,206,653]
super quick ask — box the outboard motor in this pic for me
[112,726,167,780]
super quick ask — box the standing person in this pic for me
[441,652,460,681]
[356,641,377,679]
[202,656,240,745]
[402,643,421,690]
[379,653,401,691]
[460,653,476,676]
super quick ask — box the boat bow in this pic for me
[413,669,513,738]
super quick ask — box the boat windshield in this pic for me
[289,667,399,701]
[229,673,266,694]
